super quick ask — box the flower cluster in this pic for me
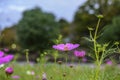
[53,43,86,60]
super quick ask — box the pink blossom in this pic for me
[4,48,9,52]
[74,50,86,58]
[12,75,20,79]
[5,67,14,75]
[0,55,14,64]
[0,51,4,57]
[106,60,112,65]
[0,51,14,64]
[53,43,79,51]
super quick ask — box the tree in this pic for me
[99,16,120,43]
[72,0,120,43]
[1,26,16,48]
[16,7,60,52]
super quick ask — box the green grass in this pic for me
[0,63,120,80]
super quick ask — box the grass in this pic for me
[1,63,120,80]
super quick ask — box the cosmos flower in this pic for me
[53,43,79,51]
[4,48,9,52]
[106,60,112,66]
[12,75,20,80]
[5,67,14,76]
[0,51,4,57]
[74,50,86,58]
[0,51,14,64]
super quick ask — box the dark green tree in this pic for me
[58,19,70,40]
[99,16,120,43]
[16,7,60,51]
[72,0,120,43]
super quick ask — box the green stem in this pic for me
[93,18,101,80]
[94,18,101,63]
[26,51,29,64]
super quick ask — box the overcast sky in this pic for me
[0,0,86,29]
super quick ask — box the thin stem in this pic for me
[94,18,101,64]
[93,18,101,80]
[89,30,93,40]
[26,51,29,64]
[94,18,101,39]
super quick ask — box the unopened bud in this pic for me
[63,72,66,77]
[97,15,103,18]
[69,64,74,68]
[5,67,14,76]
[57,61,62,65]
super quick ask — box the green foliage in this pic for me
[16,7,60,51]
[100,16,120,43]
[0,63,120,80]
[58,19,70,38]
[1,26,16,48]
[73,0,120,43]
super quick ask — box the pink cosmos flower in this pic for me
[5,67,14,76]
[0,51,4,57]
[12,75,20,79]
[0,51,14,64]
[74,50,86,58]
[4,48,9,52]
[53,43,79,51]
[106,60,112,66]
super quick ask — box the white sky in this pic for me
[0,0,86,29]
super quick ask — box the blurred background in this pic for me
[0,0,120,62]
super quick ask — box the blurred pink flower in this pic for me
[5,67,14,76]
[0,54,14,64]
[82,57,87,62]
[106,60,112,65]
[53,43,79,51]
[74,50,86,58]
[0,51,4,57]
[12,75,20,80]
[4,48,9,52]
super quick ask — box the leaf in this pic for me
[82,37,93,42]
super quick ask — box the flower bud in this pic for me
[97,15,103,18]
[5,67,14,76]
[63,72,66,77]
[57,61,62,65]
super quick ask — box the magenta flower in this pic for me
[5,67,14,76]
[74,50,86,58]
[4,48,9,52]
[0,51,4,57]
[53,43,79,51]
[106,60,112,66]
[12,75,20,80]
[0,51,14,64]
